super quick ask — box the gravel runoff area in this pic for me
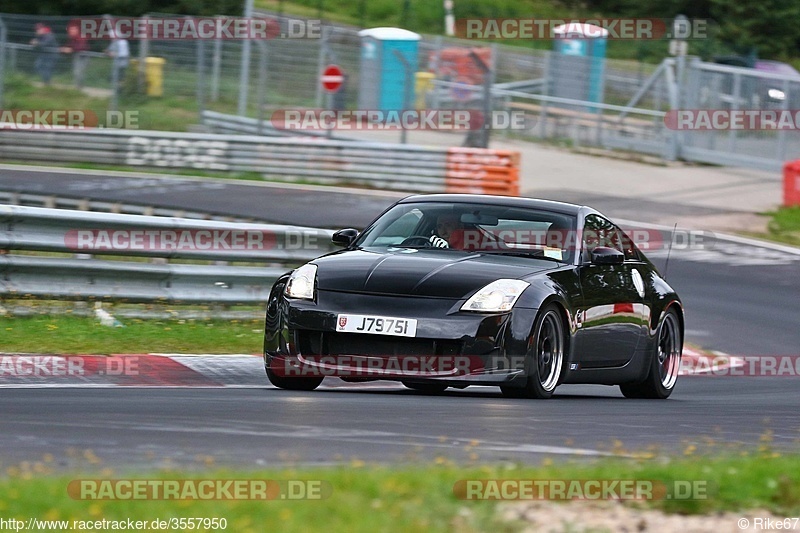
[497,500,781,532]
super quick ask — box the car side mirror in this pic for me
[332,228,359,247]
[591,247,625,265]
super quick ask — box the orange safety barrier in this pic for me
[445,147,520,196]
[784,160,800,207]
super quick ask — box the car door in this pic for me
[574,214,645,368]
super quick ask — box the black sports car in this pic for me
[264,194,684,399]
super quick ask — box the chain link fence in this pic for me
[1,11,798,170]
[0,12,673,120]
[680,58,800,169]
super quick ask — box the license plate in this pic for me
[336,314,417,337]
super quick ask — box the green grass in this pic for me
[0,315,264,354]
[257,0,730,64]
[3,73,204,132]
[2,454,800,531]
[759,206,800,246]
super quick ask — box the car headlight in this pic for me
[285,263,317,300]
[461,279,530,312]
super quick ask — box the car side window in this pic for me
[618,228,640,261]
[582,214,625,261]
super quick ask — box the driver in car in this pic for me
[429,213,468,249]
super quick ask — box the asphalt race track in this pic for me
[0,166,403,228]
[1,379,798,469]
[1,166,799,469]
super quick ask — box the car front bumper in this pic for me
[265,289,539,386]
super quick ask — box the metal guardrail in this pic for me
[0,190,254,222]
[0,127,520,194]
[202,110,354,141]
[0,205,335,303]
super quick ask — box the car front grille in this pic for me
[296,330,463,357]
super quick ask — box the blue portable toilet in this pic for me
[357,27,420,112]
[549,23,608,109]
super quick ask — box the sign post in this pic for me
[321,65,344,139]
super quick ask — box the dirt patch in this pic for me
[499,500,780,532]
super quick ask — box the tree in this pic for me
[710,0,800,58]
[0,0,244,16]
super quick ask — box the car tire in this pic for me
[501,304,565,399]
[402,381,448,394]
[265,355,323,391]
[620,309,682,399]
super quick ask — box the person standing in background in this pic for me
[105,29,130,91]
[60,21,90,88]
[30,23,59,85]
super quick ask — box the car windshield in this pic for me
[354,202,577,263]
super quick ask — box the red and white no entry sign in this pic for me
[321,64,344,93]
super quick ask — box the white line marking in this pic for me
[4,419,611,457]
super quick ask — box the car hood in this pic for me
[313,247,558,299]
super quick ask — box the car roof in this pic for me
[398,194,585,216]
